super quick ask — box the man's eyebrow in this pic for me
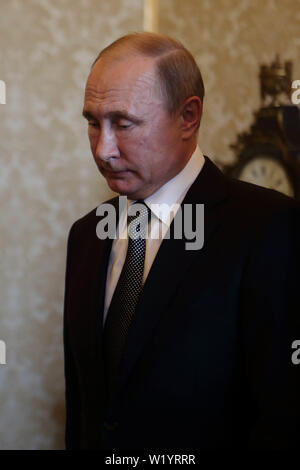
[82,109,143,124]
[82,110,94,120]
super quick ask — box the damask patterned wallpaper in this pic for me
[160,0,300,165]
[0,0,299,450]
[0,0,143,450]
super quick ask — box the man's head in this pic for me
[83,32,205,199]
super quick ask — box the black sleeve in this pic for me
[63,222,81,450]
[240,202,300,449]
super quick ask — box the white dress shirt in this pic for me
[103,145,205,324]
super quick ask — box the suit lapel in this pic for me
[108,157,229,404]
[86,197,120,360]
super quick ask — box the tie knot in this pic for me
[127,200,150,239]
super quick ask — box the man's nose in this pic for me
[94,128,120,163]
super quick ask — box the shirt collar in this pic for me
[143,145,205,225]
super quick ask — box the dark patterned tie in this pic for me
[103,200,150,398]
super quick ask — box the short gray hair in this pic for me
[92,32,205,116]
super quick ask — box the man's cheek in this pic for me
[90,140,97,154]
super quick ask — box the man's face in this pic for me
[83,54,187,199]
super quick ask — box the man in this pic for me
[63,32,300,450]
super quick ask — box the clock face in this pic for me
[238,155,294,197]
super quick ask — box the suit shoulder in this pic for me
[216,176,300,242]
[225,176,299,216]
[68,195,119,241]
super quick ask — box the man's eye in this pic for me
[116,120,132,129]
[88,122,98,128]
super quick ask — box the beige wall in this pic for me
[0,0,142,450]
[160,0,300,164]
[0,0,299,450]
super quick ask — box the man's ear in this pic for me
[180,96,202,139]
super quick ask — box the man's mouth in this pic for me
[100,167,131,177]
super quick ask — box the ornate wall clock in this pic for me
[225,56,300,201]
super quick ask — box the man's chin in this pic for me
[107,178,137,197]
[108,179,150,200]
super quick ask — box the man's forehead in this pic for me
[92,52,156,73]
[86,55,158,94]
[84,56,163,112]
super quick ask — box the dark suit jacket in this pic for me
[63,156,300,450]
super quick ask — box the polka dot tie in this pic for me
[103,200,150,398]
